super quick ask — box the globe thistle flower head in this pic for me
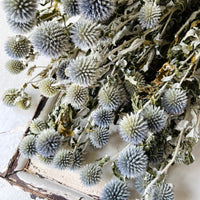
[119,113,149,145]
[5,35,30,59]
[20,135,37,158]
[30,118,47,134]
[65,84,89,109]
[62,0,80,16]
[142,105,168,133]
[36,129,62,157]
[3,0,38,23]
[139,1,161,29]
[2,88,18,106]
[79,0,115,22]
[89,127,109,148]
[117,146,148,178]
[80,163,102,186]
[56,60,69,80]
[5,60,25,74]
[70,148,84,170]
[39,78,59,97]
[15,95,32,110]
[38,155,54,165]
[53,149,73,170]
[92,108,114,128]
[162,87,188,115]
[32,21,70,58]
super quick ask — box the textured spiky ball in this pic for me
[62,0,80,16]
[56,60,69,80]
[30,118,47,134]
[2,88,18,106]
[3,0,38,23]
[139,1,161,29]
[5,60,25,74]
[67,55,100,87]
[100,179,129,200]
[38,155,54,165]
[53,149,73,170]
[142,105,168,133]
[36,129,62,157]
[70,148,84,170]
[117,146,148,178]
[80,163,102,186]
[20,135,37,158]
[92,108,114,128]
[15,95,32,110]
[65,84,89,109]
[78,0,115,22]
[39,78,59,97]
[70,20,103,51]
[32,21,69,58]
[89,127,109,148]
[119,113,149,145]
[162,87,188,115]
[5,35,30,59]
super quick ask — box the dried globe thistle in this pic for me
[15,95,32,110]
[80,163,102,186]
[30,118,47,134]
[36,129,62,157]
[2,88,18,106]
[117,146,148,178]
[119,113,149,145]
[38,155,54,165]
[62,0,80,16]
[142,105,168,133]
[162,87,188,115]
[5,60,25,74]
[53,149,73,170]
[78,0,115,22]
[19,135,37,158]
[92,108,114,128]
[3,0,38,23]
[39,78,59,97]
[100,179,129,200]
[70,148,84,170]
[32,21,70,58]
[5,35,30,59]
[56,60,69,80]
[139,1,161,29]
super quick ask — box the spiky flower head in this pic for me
[39,78,59,97]
[3,0,38,23]
[65,84,89,109]
[30,118,47,134]
[119,113,149,145]
[70,20,103,51]
[92,108,114,128]
[139,1,161,29]
[15,95,32,110]
[38,155,54,165]
[20,135,37,158]
[70,148,84,170]
[36,129,62,157]
[142,105,168,133]
[56,60,69,80]
[53,149,73,170]
[80,163,102,186]
[5,35,30,59]
[62,0,80,16]
[162,87,188,115]
[5,59,25,74]
[78,0,115,22]
[2,88,18,106]
[89,127,109,148]
[100,179,129,200]
[117,146,148,178]
[32,21,70,58]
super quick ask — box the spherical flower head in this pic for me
[80,163,102,186]
[2,88,18,106]
[117,146,148,178]
[5,59,25,74]
[38,155,54,165]
[53,149,73,170]
[32,21,70,58]
[3,0,38,23]
[89,127,109,148]
[30,118,47,134]
[36,129,62,157]
[70,20,103,51]
[62,0,80,16]
[5,35,30,59]
[119,113,149,145]
[20,135,37,158]
[70,148,84,170]
[142,105,168,133]
[39,78,59,97]
[65,84,89,109]
[92,108,114,128]
[100,179,129,200]
[162,87,188,115]
[15,95,32,110]
[139,1,161,29]
[78,0,115,22]
[56,60,69,80]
